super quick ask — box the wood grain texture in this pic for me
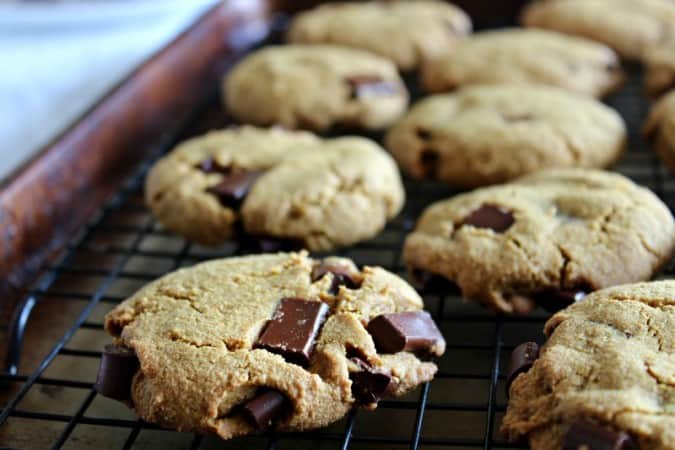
[0,0,270,332]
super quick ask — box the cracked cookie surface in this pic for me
[645,90,675,174]
[501,280,675,450]
[522,0,675,61]
[223,45,408,131]
[422,28,623,98]
[145,126,404,250]
[385,85,626,188]
[104,252,445,439]
[404,169,675,313]
[287,0,471,71]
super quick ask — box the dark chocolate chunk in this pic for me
[346,75,398,99]
[367,311,444,355]
[94,344,139,401]
[505,342,539,394]
[460,204,515,232]
[240,235,305,253]
[197,157,231,174]
[563,419,637,450]
[349,357,395,404]
[420,149,439,178]
[206,170,263,208]
[533,289,587,313]
[312,263,361,294]
[255,298,329,366]
[241,389,288,429]
[410,269,461,295]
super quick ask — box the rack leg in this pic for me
[2,296,37,388]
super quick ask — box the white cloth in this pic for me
[0,0,219,182]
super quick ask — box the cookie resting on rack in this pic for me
[422,28,623,98]
[501,281,675,450]
[404,169,675,314]
[645,89,675,173]
[95,252,446,440]
[144,126,404,251]
[521,0,675,61]
[287,0,471,71]
[223,45,408,131]
[385,85,626,188]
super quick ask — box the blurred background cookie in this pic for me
[645,90,675,172]
[422,28,623,98]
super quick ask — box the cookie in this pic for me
[501,280,675,450]
[403,169,675,314]
[223,45,408,131]
[287,0,471,71]
[385,85,626,188]
[98,252,446,440]
[645,90,675,172]
[421,28,623,98]
[645,37,675,97]
[522,0,675,61]
[145,126,405,250]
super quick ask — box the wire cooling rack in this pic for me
[1,40,674,450]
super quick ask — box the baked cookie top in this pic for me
[223,45,408,131]
[645,90,675,173]
[287,0,471,71]
[385,85,626,188]
[145,126,404,250]
[102,252,445,440]
[422,28,623,98]
[404,169,675,313]
[501,280,675,450]
[522,0,675,61]
[645,37,675,97]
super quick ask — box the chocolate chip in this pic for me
[197,157,231,174]
[420,149,439,178]
[206,170,263,209]
[416,128,432,140]
[349,357,395,405]
[460,204,515,232]
[410,269,461,295]
[94,344,139,401]
[346,75,398,99]
[240,235,305,253]
[533,289,587,313]
[505,342,539,394]
[563,419,637,450]
[255,298,329,367]
[367,311,444,356]
[241,389,288,430]
[312,263,361,295]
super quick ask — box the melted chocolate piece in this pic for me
[241,389,288,429]
[410,269,462,295]
[197,157,231,174]
[312,263,361,295]
[420,149,440,178]
[533,289,587,313]
[563,419,637,450]
[349,357,395,404]
[460,204,515,232]
[346,75,398,99]
[367,311,444,356]
[206,170,263,209]
[94,344,139,401]
[255,298,329,367]
[506,342,539,394]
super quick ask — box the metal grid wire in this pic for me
[1,56,674,450]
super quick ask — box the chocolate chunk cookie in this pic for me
[287,0,471,71]
[223,45,408,131]
[522,0,675,61]
[645,90,675,172]
[145,126,404,250]
[501,280,675,450]
[422,28,623,98]
[404,169,675,313]
[385,85,626,188]
[645,37,675,97]
[100,252,445,440]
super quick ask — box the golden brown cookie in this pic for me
[645,89,675,172]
